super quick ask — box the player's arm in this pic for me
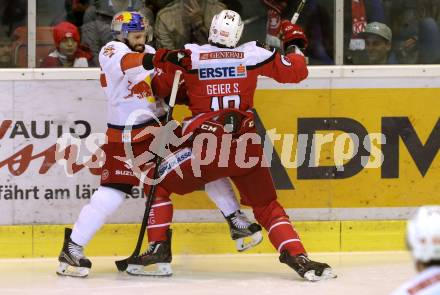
[152,48,192,74]
[119,48,191,78]
[99,42,156,80]
[120,52,155,72]
[258,21,308,83]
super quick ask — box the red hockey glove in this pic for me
[280,20,308,51]
[153,48,192,73]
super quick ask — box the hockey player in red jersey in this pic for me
[56,10,262,278]
[130,10,337,281]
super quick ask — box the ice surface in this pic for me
[0,252,415,295]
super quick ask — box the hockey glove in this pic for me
[153,48,192,73]
[280,20,308,52]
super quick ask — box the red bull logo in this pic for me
[114,12,132,23]
[124,80,154,101]
[103,45,116,58]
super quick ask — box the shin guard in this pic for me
[253,200,306,255]
[146,196,173,242]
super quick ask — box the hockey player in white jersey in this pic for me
[390,206,440,295]
[56,11,262,278]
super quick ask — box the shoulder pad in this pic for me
[99,41,130,65]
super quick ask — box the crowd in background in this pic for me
[345,0,440,64]
[0,0,440,68]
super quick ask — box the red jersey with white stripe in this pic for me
[150,42,309,257]
[98,41,166,128]
[182,41,308,116]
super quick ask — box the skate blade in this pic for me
[236,231,263,252]
[303,268,337,282]
[56,262,89,278]
[126,263,173,277]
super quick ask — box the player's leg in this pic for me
[56,141,142,277]
[156,146,263,251]
[205,178,262,251]
[126,190,174,276]
[232,166,337,281]
[205,177,239,217]
[125,144,207,276]
[125,144,200,274]
[57,185,127,277]
[230,166,306,254]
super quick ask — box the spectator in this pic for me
[143,0,174,42]
[417,17,440,63]
[51,0,91,28]
[0,0,27,36]
[344,0,386,64]
[82,0,147,24]
[262,0,334,65]
[359,22,397,64]
[299,0,334,64]
[417,0,440,26]
[81,0,147,66]
[145,0,174,16]
[0,28,15,68]
[41,22,92,67]
[261,0,287,48]
[388,0,440,64]
[390,206,440,295]
[154,0,226,49]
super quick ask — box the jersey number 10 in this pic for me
[210,95,241,111]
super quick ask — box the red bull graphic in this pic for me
[114,12,132,23]
[124,80,154,101]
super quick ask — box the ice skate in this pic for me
[126,229,173,277]
[56,228,92,278]
[225,210,263,252]
[279,250,337,281]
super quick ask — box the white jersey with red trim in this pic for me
[99,41,166,127]
[182,41,308,116]
[391,267,440,295]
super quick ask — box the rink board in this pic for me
[0,78,439,225]
[0,221,406,258]
[1,72,437,257]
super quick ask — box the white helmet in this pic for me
[407,206,440,263]
[208,10,243,48]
